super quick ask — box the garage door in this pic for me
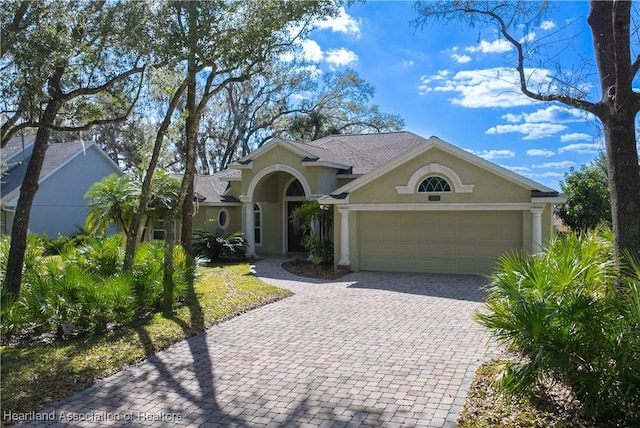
[357,211,523,275]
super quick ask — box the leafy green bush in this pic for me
[42,229,95,256]
[1,234,187,342]
[302,234,334,266]
[478,229,640,424]
[131,242,165,315]
[192,228,245,261]
[76,234,124,277]
[289,201,333,266]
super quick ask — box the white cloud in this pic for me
[326,48,358,67]
[465,38,512,54]
[558,143,602,154]
[299,39,323,62]
[501,113,521,123]
[540,20,557,30]
[419,67,553,108]
[314,6,361,36]
[532,161,575,169]
[418,70,451,94]
[466,149,515,160]
[486,123,567,140]
[451,54,472,64]
[504,106,588,124]
[403,60,414,67]
[535,171,565,178]
[527,149,555,157]
[560,133,592,143]
[520,31,536,43]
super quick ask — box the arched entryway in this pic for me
[243,164,311,257]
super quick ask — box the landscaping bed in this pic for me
[281,258,350,280]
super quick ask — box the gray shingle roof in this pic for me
[306,131,426,174]
[1,140,93,206]
[1,135,36,162]
[194,173,240,204]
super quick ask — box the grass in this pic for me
[0,262,292,416]
[458,359,599,428]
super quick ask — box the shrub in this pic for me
[478,229,640,424]
[76,234,124,277]
[302,234,333,266]
[289,201,333,266]
[0,234,187,342]
[192,228,245,261]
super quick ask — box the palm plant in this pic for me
[478,228,640,424]
[85,173,138,238]
[192,228,245,261]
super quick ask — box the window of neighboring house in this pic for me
[254,203,262,246]
[151,219,182,242]
[218,208,229,229]
[418,176,451,192]
[152,219,166,241]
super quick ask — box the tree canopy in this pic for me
[557,153,611,233]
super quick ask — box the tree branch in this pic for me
[3,63,147,140]
[461,5,601,117]
[61,61,155,100]
[1,0,30,56]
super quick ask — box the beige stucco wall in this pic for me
[238,145,342,200]
[192,205,242,234]
[331,146,559,274]
[349,147,531,204]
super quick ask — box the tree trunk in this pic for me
[162,213,176,312]
[602,115,640,261]
[588,1,640,262]
[122,76,190,271]
[162,10,198,309]
[3,85,62,300]
[181,177,194,255]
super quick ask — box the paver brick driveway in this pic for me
[25,258,499,427]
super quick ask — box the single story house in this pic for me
[184,131,565,276]
[1,136,122,237]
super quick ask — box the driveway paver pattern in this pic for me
[21,258,500,427]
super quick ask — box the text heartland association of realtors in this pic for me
[2,410,183,423]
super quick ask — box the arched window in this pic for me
[418,176,451,192]
[253,203,262,246]
[286,179,305,196]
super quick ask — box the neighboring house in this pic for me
[176,131,566,275]
[1,136,122,237]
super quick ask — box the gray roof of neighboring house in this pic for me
[1,135,36,162]
[304,131,426,174]
[1,140,97,206]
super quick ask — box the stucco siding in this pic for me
[356,211,523,275]
[349,147,531,204]
[192,206,242,234]
[258,201,284,254]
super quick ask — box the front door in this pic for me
[287,201,306,253]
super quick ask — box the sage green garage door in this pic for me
[357,211,523,275]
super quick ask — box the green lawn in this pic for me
[0,263,292,416]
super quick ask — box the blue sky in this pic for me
[300,1,605,190]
